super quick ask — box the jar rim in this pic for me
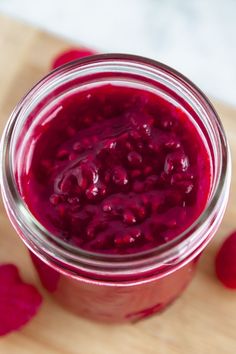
[0,54,231,275]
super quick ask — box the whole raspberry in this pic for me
[215,231,236,289]
[0,264,42,336]
[52,48,95,69]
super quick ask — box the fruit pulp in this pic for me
[18,84,211,254]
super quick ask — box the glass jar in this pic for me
[0,54,231,323]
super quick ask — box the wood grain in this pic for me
[0,14,235,354]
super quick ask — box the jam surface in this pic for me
[18,84,211,254]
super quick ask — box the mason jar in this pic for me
[0,54,231,323]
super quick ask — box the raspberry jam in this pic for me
[1,55,230,322]
[18,84,210,254]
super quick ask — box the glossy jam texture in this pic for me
[18,84,211,254]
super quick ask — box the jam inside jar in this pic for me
[0,55,231,322]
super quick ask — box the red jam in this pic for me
[18,84,211,254]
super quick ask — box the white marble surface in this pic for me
[0,0,236,106]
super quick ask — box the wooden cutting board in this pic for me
[0,14,235,354]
